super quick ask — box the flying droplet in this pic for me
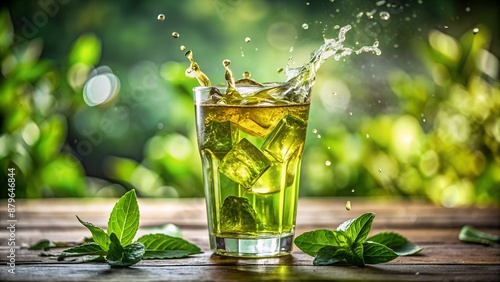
[245,37,251,43]
[346,200,352,211]
[277,67,284,74]
[223,59,231,67]
[180,45,186,51]
[351,189,355,193]
[325,160,332,166]
[317,134,322,139]
[157,14,165,21]
[242,71,251,78]
[366,134,370,138]
[378,168,382,173]
[312,129,318,133]
[380,11,390,20]
[172,32,180,38]
[302,23,309,30]
[472,27,479,34]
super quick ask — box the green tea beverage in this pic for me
[190,25,379,257]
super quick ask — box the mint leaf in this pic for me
[313,246,348,265]
[459,225,500,246]
[107,190,140,246]
[344,242,365,267]
[342,212,375,245]
[137,233,202,257]
[77,215,111,251]
[367,231,423,256]
[363,241,398,264]
[28,239,56,250]
[294,229,349,256]
[106,233,144,268]
[58,242,107,261]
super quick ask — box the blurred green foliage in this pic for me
[1,1,499,206]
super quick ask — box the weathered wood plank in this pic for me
[0,198,499,281]
[1,263,499,282]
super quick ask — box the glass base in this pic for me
[210,233,294,258]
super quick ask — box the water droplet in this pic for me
[345,200,352,211]
[223,59,231,67]
[472,27,479,34]
[465,7,471,12]
[306,2,310,5]
[380,11,390,20]
[157,14,165,21]
[327,146,331,150]
[444,25,449,29]
[422,118,426,123]
[378,168,382,173]
[277,67,284,74]
[172,32,179,38]
[325,160,332,166]
[317,134,322,138]
[242,71,251,78]
[349,112,353,116]
[180,45,186,51]
[376,0,386,6]
[365,134,370,138]
[312,129,318,133]
[302,23,309,30]
[351,189,355,193]
[245,37,251,43]
[332,92,337,96]
[289,46,294,53]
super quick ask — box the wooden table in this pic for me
[0,198,499,281]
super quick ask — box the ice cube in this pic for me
[232,107,283,138]
[201,121,238,159]
[219,138,271,189]
[262,114,307,162]
[220,196,262,232]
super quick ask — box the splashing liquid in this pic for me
[184,50,211,86]
[185,25,380,104]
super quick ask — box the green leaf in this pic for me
[342,213,375,245]
[107,190,140,247]
[28,239,78,250]
[459,225,500,246]
[58,242,107,261]
[344,242,365,267]
[294,229,349,257]
[363,241,399,264]
[313,246,348,265]
[28,239,56,250]
[367,231,423,256]
[77,215,110,251]
[106,233,145,268]
[137,233,202,256]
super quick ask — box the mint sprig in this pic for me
[57,190,202,267]
[294,212,422,267]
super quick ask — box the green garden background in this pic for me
[1,0,499,207]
